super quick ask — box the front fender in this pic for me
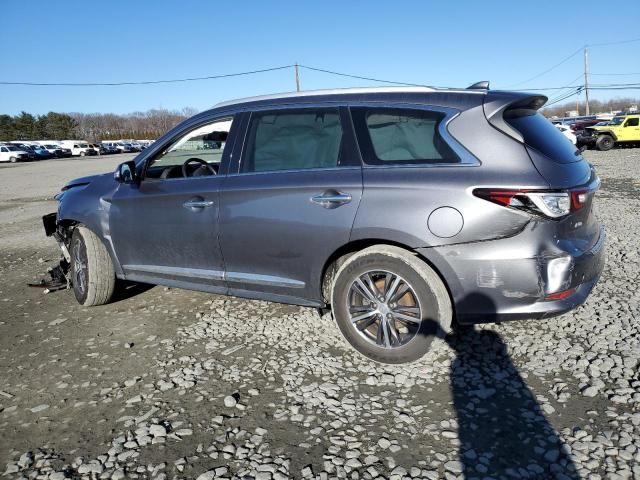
[56,178,123,276]
[597,129,618,141]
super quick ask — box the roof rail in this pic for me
[467,81,490,90]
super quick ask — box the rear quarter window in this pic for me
[505,112,580,164]
[351,108,459,165]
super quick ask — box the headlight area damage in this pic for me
[27,212,72,293]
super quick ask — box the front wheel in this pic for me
[331,245,452,364]
[70,227,116,306]
[9,156,16,163]
[596,135,614,151]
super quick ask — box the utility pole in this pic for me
[584,47,590,115]
[295,63,300,92]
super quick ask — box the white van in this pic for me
[58,140,96,157]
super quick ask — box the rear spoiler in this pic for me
[483,92,548,142]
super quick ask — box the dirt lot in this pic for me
[1,151,639,480]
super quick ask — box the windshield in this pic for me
[45,145,57,148]
[609,117,624,125]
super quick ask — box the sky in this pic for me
[1,0,639,115]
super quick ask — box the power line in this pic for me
[0,65,295,86]
[504,47,584,88]
[590,72,640,76]
[298,65,431,87]
[544,87,584,108]
[505,37,640,89]
[587,37,640,47]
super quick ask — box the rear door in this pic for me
[219,106,362,305]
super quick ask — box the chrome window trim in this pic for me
[123,265,224,281]
[212,86,485,109]
[226,271,305,289]
[225,165,361,178]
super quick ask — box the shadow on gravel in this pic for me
[110,280,155,303]
[440,293,581,479]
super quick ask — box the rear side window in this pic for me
[505,112,579,164]
[242,109,343,173]
[351,108,459,165]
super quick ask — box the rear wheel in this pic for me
[330,245,452,364]
[596,135,614,151]
[70,227,116,306]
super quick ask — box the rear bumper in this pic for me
[417,224,606,324]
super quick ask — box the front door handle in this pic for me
[183,199,215,209]
[311,190,352,209]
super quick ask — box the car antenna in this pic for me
[467,81,490,90]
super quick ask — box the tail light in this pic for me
[474,187,591,219]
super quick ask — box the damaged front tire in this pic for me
[70,226,115,306]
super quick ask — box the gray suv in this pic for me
[43,85,605,363]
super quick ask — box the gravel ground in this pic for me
[0,149,639,480]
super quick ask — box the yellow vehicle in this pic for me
[582,114,640,151]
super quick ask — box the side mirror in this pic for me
[114,160,139,184]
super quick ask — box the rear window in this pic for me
[242,109,344,173]
[506,112,580,164]
[351,108,459,165]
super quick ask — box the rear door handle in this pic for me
[311,191,352,209]
[183,199,215,209]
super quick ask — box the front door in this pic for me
[219,107,363,305]
[618,116,640,141]
[110,115,237,293]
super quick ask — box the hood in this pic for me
[63,173,109,190]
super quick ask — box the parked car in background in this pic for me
[29,145,53,160]
[569,118,606,133]
[43,85,605,363]
[0,144,30,162]
[100,142,121,154]
[7,143,38,160]
[555,124,577,145]
[39,144,72,158]
[578,114,640,151]
[89,143,106,155]
[102,144,119,155]
[59,140,97,157]
[115,142,134,153]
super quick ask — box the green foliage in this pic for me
[0,111,78,141]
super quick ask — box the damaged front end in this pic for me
[30,213,72,293]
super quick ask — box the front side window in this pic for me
[625,117,639,127]
[351,108,459,165]
[146,117,233,179]
[241,109,343,173]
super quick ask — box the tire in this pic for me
[70,226,116,306]
[80,151,86,157]
[9,156,16,163]
[331,245,452,364]
[596,135,614,151]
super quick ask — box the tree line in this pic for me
[542,97,640,118]
[0,107,198,142]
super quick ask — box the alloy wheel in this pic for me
[73,240,88,296]
[346,270,423,349]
